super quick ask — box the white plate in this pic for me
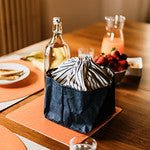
[0,63,30,85]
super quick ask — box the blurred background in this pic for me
[0,0,150,55]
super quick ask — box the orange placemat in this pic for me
[0,125,26,150]
[0,60,44,102]
[6,95,122,146]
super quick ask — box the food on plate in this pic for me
[0,69,24,80]
[0,69,23,76]
[94,48,129,72]
[0,75,20,80]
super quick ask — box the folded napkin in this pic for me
[21,51,44,72]
[51,57,114,91]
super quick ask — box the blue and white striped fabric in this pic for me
[51,57,114,91]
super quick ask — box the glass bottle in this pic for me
[101,15,126,55]
[44,17,70,74]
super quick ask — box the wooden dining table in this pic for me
[0,20,150,150]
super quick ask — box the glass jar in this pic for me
[44,17,70,74]
[101,15,126,55]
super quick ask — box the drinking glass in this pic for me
[101,15,126,55]
[70,136,97,150]
[78,48,94,59]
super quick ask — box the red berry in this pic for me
[93,56,99,62]
[120,54,127,60]
[106,54,113,61]
[111,50,120,60]
[118,60,129,69]
[118,60,127,65]
[118,66,124,71]
[109,60,116,67]
[109,61,119,71]
[97,56,105,64]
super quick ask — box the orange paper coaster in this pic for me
[0,125,26,150]
[6,95,122,146]
[0,60,44,102]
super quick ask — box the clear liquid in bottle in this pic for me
[44,17,70,75]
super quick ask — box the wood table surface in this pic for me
[0,20,150,150]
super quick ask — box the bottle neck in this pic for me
[52,22,62,35]
[106,27,124,40]
[105,15,125,30]
[50,32,64,46]
[50,22,64,43]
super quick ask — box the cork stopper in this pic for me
[53,17,61,24]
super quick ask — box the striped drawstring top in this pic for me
[51,57,114,91]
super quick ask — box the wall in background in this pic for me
[100,0,150,22]
[0,0,41,55]
[0,0,150,55]
[40,0,150,40]
[40,0,102,39]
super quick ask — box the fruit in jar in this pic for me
[94,48,129,72]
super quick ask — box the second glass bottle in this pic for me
[101,15,126,55]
